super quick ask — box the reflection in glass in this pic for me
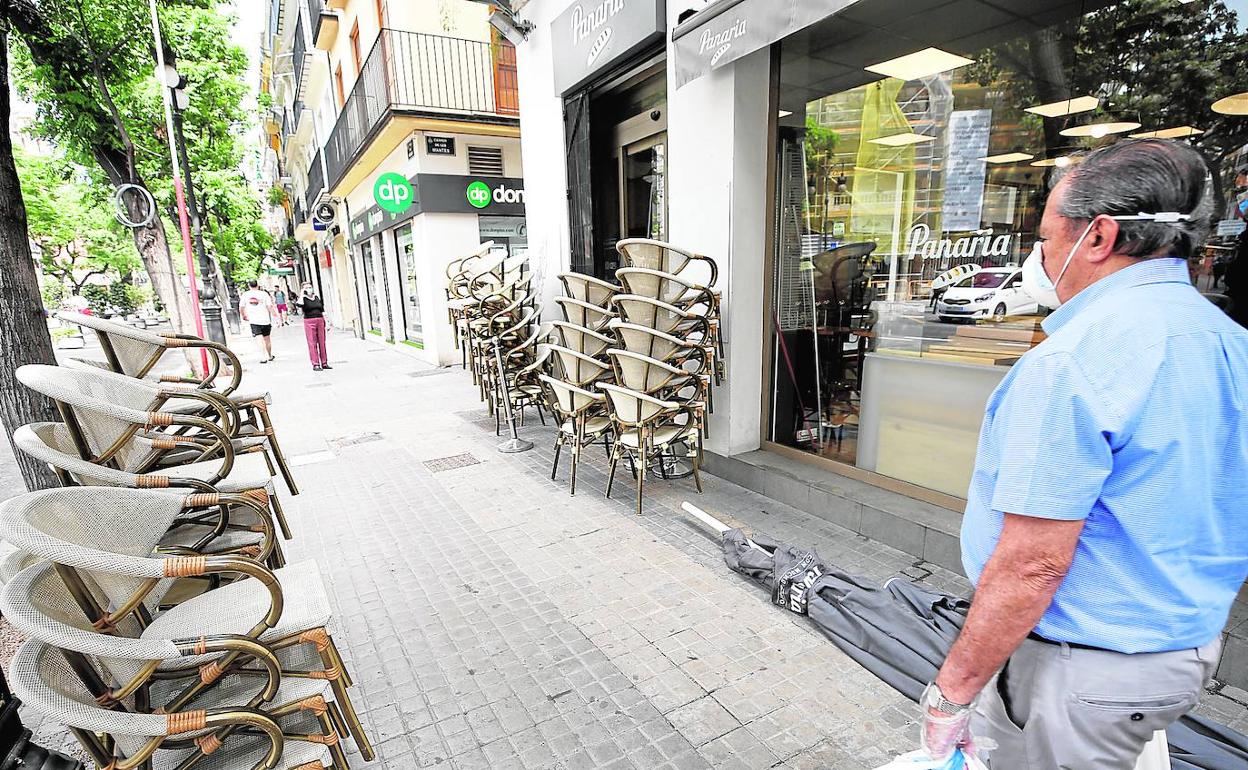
[396,224,421,342]
[360,240,381,332]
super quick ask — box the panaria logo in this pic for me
[571,0,625,47]
[698,18,746,66]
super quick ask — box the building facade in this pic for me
[260,0,524,365]
[508,0,1247,601]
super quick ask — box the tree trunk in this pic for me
[0,17,64,491]
[92,145,195,335]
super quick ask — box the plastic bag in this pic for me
[873,748,989,770]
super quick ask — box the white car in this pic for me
[935,267,1039,323]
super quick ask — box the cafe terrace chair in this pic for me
[607,321,714,412]
[12,423,282,567]
[557,273,620,308]
[616,268,723,381]
[2,562,348,769]
[0,488,375,761]
[616,238,719,288]
[597,383,703,516]
[549,322,613,359]
[57,313,298,496]
[59,359,294,491]
[462,277,534,383]
[605,350,709,436]
[554,297,614,333]
[538,375,611,496]
[7,639,308,770]
[546,345,612,389]
[611,294,716,386]
[16,364,292,541]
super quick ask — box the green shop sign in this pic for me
[374,172,415,213]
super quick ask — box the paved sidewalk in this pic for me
[6,322,1248,768]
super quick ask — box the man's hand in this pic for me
[920,683,974,760]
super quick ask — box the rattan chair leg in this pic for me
[636,431,647,516]
[569,419,583,497]
[606,441,620,498]
[692,448,704,494]
[551,435,564,480]
[256,490,292,542]
[327,699,350,746]
[317,710,351,770]
[321,647,373,761]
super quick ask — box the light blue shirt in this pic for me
[961,258,1248,653]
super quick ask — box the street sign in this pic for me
[426,136,456,156]
[314,201,336,224]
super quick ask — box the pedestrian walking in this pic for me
[920,140,1248,768]
[274,286,290,325]
[295,281,331,371]
[239,279,277,363]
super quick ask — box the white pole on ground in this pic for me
[680,502,765,552]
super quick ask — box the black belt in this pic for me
[1027,632,1116,653]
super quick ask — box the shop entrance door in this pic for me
[618,129,667,243]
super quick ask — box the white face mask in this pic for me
[1021,210,1194,309]
[1021,220,1098,309]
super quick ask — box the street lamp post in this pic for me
[162,53,227,345]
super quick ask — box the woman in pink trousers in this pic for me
[296,282,331,371]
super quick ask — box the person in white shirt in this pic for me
[239,280,277,363]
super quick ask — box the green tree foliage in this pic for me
[968,0,1248,203]
[6,0,269,328]
[15,146,138,296]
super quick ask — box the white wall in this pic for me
[666,45,771,457]
[513,0,577,321]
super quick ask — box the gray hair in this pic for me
[1051,139,1213,259]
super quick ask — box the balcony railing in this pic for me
[292,11,307,96]
[308,0,327,41]
[323,29,520,189]
[305,150,325,210]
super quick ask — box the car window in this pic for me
[1005,273,1022,288]
[955,272,1007,289]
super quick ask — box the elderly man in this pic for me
[922,139,1248,768]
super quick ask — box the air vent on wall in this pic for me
[467,145,505,176]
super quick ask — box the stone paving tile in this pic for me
[5,324,1246,767]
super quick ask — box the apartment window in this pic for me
[374,0,388,27]
[350,21,362,74]
[334,65,345,107]
[467,146,505,176]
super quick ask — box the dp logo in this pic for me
[374,173,414,214]
[466,180,492,209]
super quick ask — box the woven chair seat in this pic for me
[148,672,330,727]
[616,424,698,450]
[150,729,331,770]
[158,524,264,555]
[160,453,273,493]
[559,417,611,437]
[143,559,332,667]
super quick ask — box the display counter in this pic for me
[856,352,1009,498]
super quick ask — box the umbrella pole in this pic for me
[494,338,533,453]
[680,502,766,553]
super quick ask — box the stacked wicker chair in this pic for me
[510,241,724,515]
[447,244,549,432]
[0,317,374,770]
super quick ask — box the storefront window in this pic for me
[359,239,381,333]
[768,1,1248,498]
[395,224,421,342]
[479,215,528,257]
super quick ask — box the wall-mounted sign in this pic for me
[418,175,526,215]
[479,215,528,240]
[374,173,415,214]
[426,136,456,156]
[552,0,666,96]
[673,0,860,89]
[942,110,992,232]
[313,201,336,226]
[349,174,526,243]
